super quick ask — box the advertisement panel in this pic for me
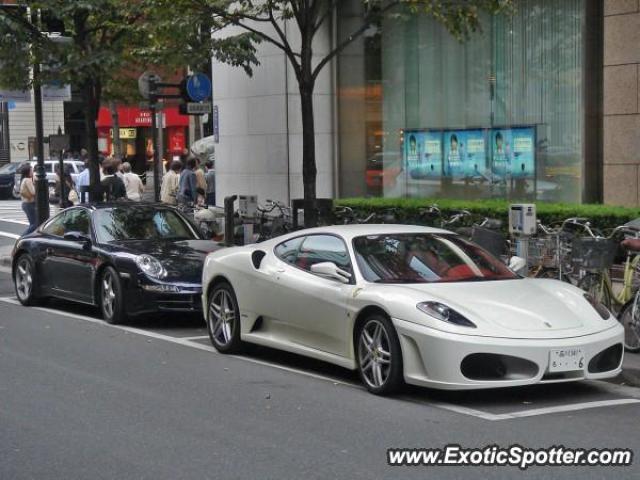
[404,130,442,179]
[443,129,486,178]
[489,127,535,180]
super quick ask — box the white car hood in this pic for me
[371,278,615,339]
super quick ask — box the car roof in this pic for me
[79,201,175,210]
[274,224,453,242]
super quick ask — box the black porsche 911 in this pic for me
[11,203,223,324]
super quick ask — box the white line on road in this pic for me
[0,218,28,225]
[0,231,19,239]
[1,295,639,421]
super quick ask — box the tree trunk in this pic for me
[300,83,318,227]
[110,100,121,160]
[83,80,101,201]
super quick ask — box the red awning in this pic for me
[96,106,189,128]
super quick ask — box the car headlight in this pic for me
[416,301,477,328]
[135,255,167,279]
[584,293,611,320]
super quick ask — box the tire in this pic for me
[356,314,404,395]
[578,273,612,310]
[207,282,243,353]
[12,187,21,200]
[14,254,42,306]
[100,266,126,324]
[618,301,640,353]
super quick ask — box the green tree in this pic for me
[0,0,145,194]
[144,0,513,226]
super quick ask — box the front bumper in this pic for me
[123,281,203,316]
[393,318,624,390]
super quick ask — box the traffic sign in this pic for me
[185,74,211,102]
[180,102,212,115]
[138,71,162,100]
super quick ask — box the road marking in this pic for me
[1,295,639,421]
[0,231,19,239]
[0,218,28,225]
[0,266,11,274]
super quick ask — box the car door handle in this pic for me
[276,268,286,273]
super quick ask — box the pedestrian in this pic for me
[19,164,37,235]
[75,159,91,203]
[58,165,77,208]
[204,160,216,206]
[160,160,182,205]
[122,162,144,201]
[100,161,127,200]
[176,157,198,205]
[195,157,206,205]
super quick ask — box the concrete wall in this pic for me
[603,0,640,206]
[212,20,335,205]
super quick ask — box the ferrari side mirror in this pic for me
[310,262,351,283]
[508,256,527,275]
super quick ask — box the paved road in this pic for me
[1,268,640,479]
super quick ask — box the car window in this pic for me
[274,237,304,265]
[93,207,199,242]
[63,209,91,236]
[295,235,352,273]
[41,211,68,237]
[0,163,17,174]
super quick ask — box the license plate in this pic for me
[549,348,584,373]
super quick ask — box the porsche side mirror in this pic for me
[310,262,351,283]
[64,231,92,249]
[508,256,527,275]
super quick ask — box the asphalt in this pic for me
[0,268,640,479]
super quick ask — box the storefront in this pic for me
[337,0,602,204]
[96,106,189,174]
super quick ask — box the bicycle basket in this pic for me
[526,236,559,269]
[571,237,617,270]
[471,226,505,258]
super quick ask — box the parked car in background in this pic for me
[12,159,85,199]
[12,203,223,324]
[0,162,26,199]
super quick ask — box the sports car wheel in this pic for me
[207,283,242,353]
[619,300,640,353]
[100,266,126,324]
[14,254,41,306]
[356,315,403,395]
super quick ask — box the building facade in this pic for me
[213,0,639,207]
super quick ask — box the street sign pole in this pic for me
[149,78,161,203]
[31,11,49,225]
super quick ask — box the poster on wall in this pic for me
[489,127,535,180]
[443,129,486,178]
[404,130,442,179]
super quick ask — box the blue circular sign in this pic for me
[186,74,212,102]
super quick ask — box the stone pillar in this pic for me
[603,0,640,206]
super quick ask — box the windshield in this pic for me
[353,233,518,284]
[94,207,199,243]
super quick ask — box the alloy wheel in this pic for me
[358,319,392,389]
[15,257,33,302]
[209,289,235,346]
[102,272,116,319]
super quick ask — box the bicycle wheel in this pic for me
[618,299,640,353]
[578,273,612,310]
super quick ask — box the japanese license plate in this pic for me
[549,348,585,373]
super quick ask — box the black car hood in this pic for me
[108,239,223,283]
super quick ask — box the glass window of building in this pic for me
[338,0,591,204]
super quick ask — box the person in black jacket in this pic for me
[100,162,127,200]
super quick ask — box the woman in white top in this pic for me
[122,162,144,201]
[19,164,37,235]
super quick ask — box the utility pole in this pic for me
[31,9,49,224]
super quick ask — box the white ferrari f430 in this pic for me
[201,225,623,395]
